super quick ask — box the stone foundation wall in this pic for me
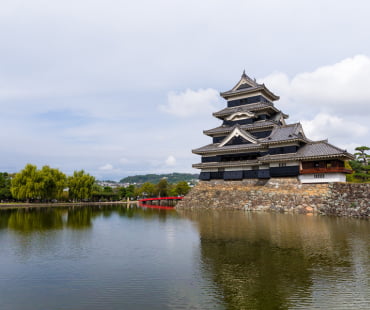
[176,178,370,218]
[321,183,370,217]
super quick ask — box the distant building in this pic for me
[96,181,127,188]
[193,71,354,183]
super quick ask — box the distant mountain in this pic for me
[120,173,199,184]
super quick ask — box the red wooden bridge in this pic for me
[138,196,184,208]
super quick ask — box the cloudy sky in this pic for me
[1,0,369,180]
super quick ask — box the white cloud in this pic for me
[258,55,370,150]
[159,88,222,117]
[1,0,370,181]
[99,164,113,171]
[165,155,176,166]
[301,113,368,146]
[260,55,370,115]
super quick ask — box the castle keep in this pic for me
[193,71,353,183]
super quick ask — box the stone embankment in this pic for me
[176,178,370,218]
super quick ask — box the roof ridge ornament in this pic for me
[241,70,255,84]
[220,71,280,100]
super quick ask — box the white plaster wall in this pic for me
[299,173,346,183]
[269,161,300,167]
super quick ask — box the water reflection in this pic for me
[6,208,64,232]
[180,210,370,310]
[0,205,204,310]
[0,206,369,309]
[0,204,177,232]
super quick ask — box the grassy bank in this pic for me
[0,201,136,210]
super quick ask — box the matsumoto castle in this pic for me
[193,71,354,183]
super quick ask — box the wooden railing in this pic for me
[300,167,353,174]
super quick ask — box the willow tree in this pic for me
[41,165,67,200]
[68,170,95,201]
[11,164,67,202]
[11,164,45,202]
[0,172,12,200]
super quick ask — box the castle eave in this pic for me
[262,138,304,145]
[220,85,279,101]
[192,144,265,155]
[193,160,259,169]
[259,152,354,163]
[203,122,276,136]
[213,102,277,118]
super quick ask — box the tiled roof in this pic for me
[220,84,279,101]
[192,142,265,155]
[193,160,259,169]
[203,121,276,136]
[213,102,278,118]
[298,141,352,158]
[221,84,260,95]
[194,123,309,155]
[259,141,354,162]
[260,123,307,144]
[271,112,289,121]
[193,141,354,165]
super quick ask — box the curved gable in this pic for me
[219,127,258,147]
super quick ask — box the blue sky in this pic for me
[1,0,369,180]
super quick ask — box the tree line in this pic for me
[4,145,366,203]
[0,164,191,203]
[89,178,190,202]
[120,173,198,185]
[4,164,95,202]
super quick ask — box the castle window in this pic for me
[314,174,325,179]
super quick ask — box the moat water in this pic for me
[0,205,369,310]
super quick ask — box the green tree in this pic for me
[156,178,169,197]
[90,184,118,202]
[117,187,126,199]
[354,146,370,165]
[174,181,190,196]
[103,186,113,193]
[91,184,103,202]
[11,164,68,201]
[11,164,45,202]
[68,170,95,201]
[138,182,156,197]
[0,172,12,200]
[40,166,67,201]
[348,146,370,182]
[125,185,136,199]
